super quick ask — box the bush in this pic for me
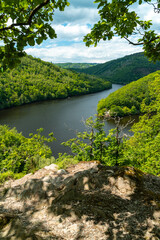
[0,125,55,174]
[0,171,25,184]
[56,153,79,169]
[110,106,124,117]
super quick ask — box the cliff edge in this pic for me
[0,162,160,239]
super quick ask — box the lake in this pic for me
[0,84,124,157]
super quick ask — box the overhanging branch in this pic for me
[0,0,50,32]
[147,1,160,13]
[124,35,160,46]
[124,37,143,45]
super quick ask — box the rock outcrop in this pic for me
[0,162,160,239]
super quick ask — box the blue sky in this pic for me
[25,0,159,63]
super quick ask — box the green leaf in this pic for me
[36,37,43,45]
[28,37,35,46]
[48,27,56,39]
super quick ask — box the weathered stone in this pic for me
[0,162,160,240]
[44,163,58,171]
[57,169,67,175]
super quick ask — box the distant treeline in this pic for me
[55,63,98,69]
[0,55,111,110]
[72,52,160,84]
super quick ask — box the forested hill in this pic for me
[0,55,111,110]
[55,63,98,69]
[72,52,160,84]
[97,70,160,117]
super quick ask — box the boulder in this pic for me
[0,162,160,240]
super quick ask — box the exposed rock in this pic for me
[0,162,160,239]
[44,163,58,171]
[104,110,111,119]
[57,169,67,175]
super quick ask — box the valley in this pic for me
[0,51,160,181]
[1,1,160,239]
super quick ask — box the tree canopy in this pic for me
[0,55,111,110]
[97,70,160,117]
[0,0,69,70]
[84,0,160,61]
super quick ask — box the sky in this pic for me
[25,0,160,63]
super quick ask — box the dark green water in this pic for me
[0,84,124,157]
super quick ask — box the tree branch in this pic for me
[28,0,50,25]
[124,35,160,46]
[147,1,160,13]
[124,37,143,45]
[0,14,5,21]
[0,0,50,32]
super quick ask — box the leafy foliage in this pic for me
[61,117,126,166]
[62,72,160,176]
[0,125,55,175]
[0,55,111,110]
[60,73,160,176]
[0,0,69,70]
[122,76,160,176]
[72,52,160,84]
[84,0,160,61]
[55,153,79,169]
[97,71,160,117]
[62,118,107,162]
[0,171,25,184]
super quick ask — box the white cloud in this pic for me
[52,24,91,41]
[136,3,160,24]
[26,37,142,63]
[53,6,99,25]
[25,1,154,63]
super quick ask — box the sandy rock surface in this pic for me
[0,162,160,240]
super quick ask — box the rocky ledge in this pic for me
[0,162,160,240]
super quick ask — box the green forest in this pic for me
[97,71,160,117]
[55,63,98,69]
[0,126,55,182]
[0,68,160,182]
[1,68,160,182]
[73,52,160,84]
[54,72,160,177]
[0,55,111,110]
[0,55,160,182]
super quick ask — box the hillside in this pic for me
[55,62,98,69]
[0,55,111,110]
[0,162,160,239]
[73,52,160,84]
[97,71,160,117]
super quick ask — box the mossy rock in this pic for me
[115,166,145,183]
